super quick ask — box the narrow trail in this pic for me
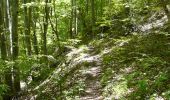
[25,45,107,100]
[79,66,103,100]
[75,46,106,100]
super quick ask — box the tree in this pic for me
[41,0,51,55]
[70,0,77,38]
[0,0,13,99]
[70,0,74,38]
[91,0,95,37]
[11,0,20,95]
[23,0,32,55]
[32,0,39,55]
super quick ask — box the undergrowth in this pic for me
[100,32,170,99]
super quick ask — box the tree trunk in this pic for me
[0,0,13,99]
[23,0,32,55]
[91,0,95,37]
[33,22,39,55]
[32,0,39,55]
[6,0,12,59]
[86,0,89,14]
[11,0,20,95]
[41,0,50,55]
[49,0,61,48]
[70,0,74,38]
[73,0,77,36]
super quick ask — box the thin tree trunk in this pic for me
[91,0,95,37]
[0,1,10,99]
[86,0,89,14]
[1,0,13,99]
[6,0,12,59]
[74,0,77,36]
[33,22,39,55]
[32,0,39,55]
[11,0,20,95]
[23,0,32,55]
[70,0,74,38]
[100,0,103,16]
[49,16,61,48]
[41,0,50,55]
[52,0,60,47]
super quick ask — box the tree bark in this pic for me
[32,0,39,55]
[23,0,32,55]
[73,0,77,36]
[70,0,74,38]
[11,0,20,95]
[0,0,13,99]
[91,0,95,37]
[41,0,50,55]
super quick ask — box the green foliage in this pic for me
[63,79,85,99]
[17,55,40,80]
[137,57,166,70]
[0,60,6,75]
[100,68,114,86]
[0,84,8,98]
[15,55,53,86]
[100,32,170,99]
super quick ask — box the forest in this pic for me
[0,0,170,100]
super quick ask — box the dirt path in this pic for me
[79,66,103,100]
[76,46,109,100]
[25,46,105,100]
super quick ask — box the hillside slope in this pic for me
[23,34,170,100]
